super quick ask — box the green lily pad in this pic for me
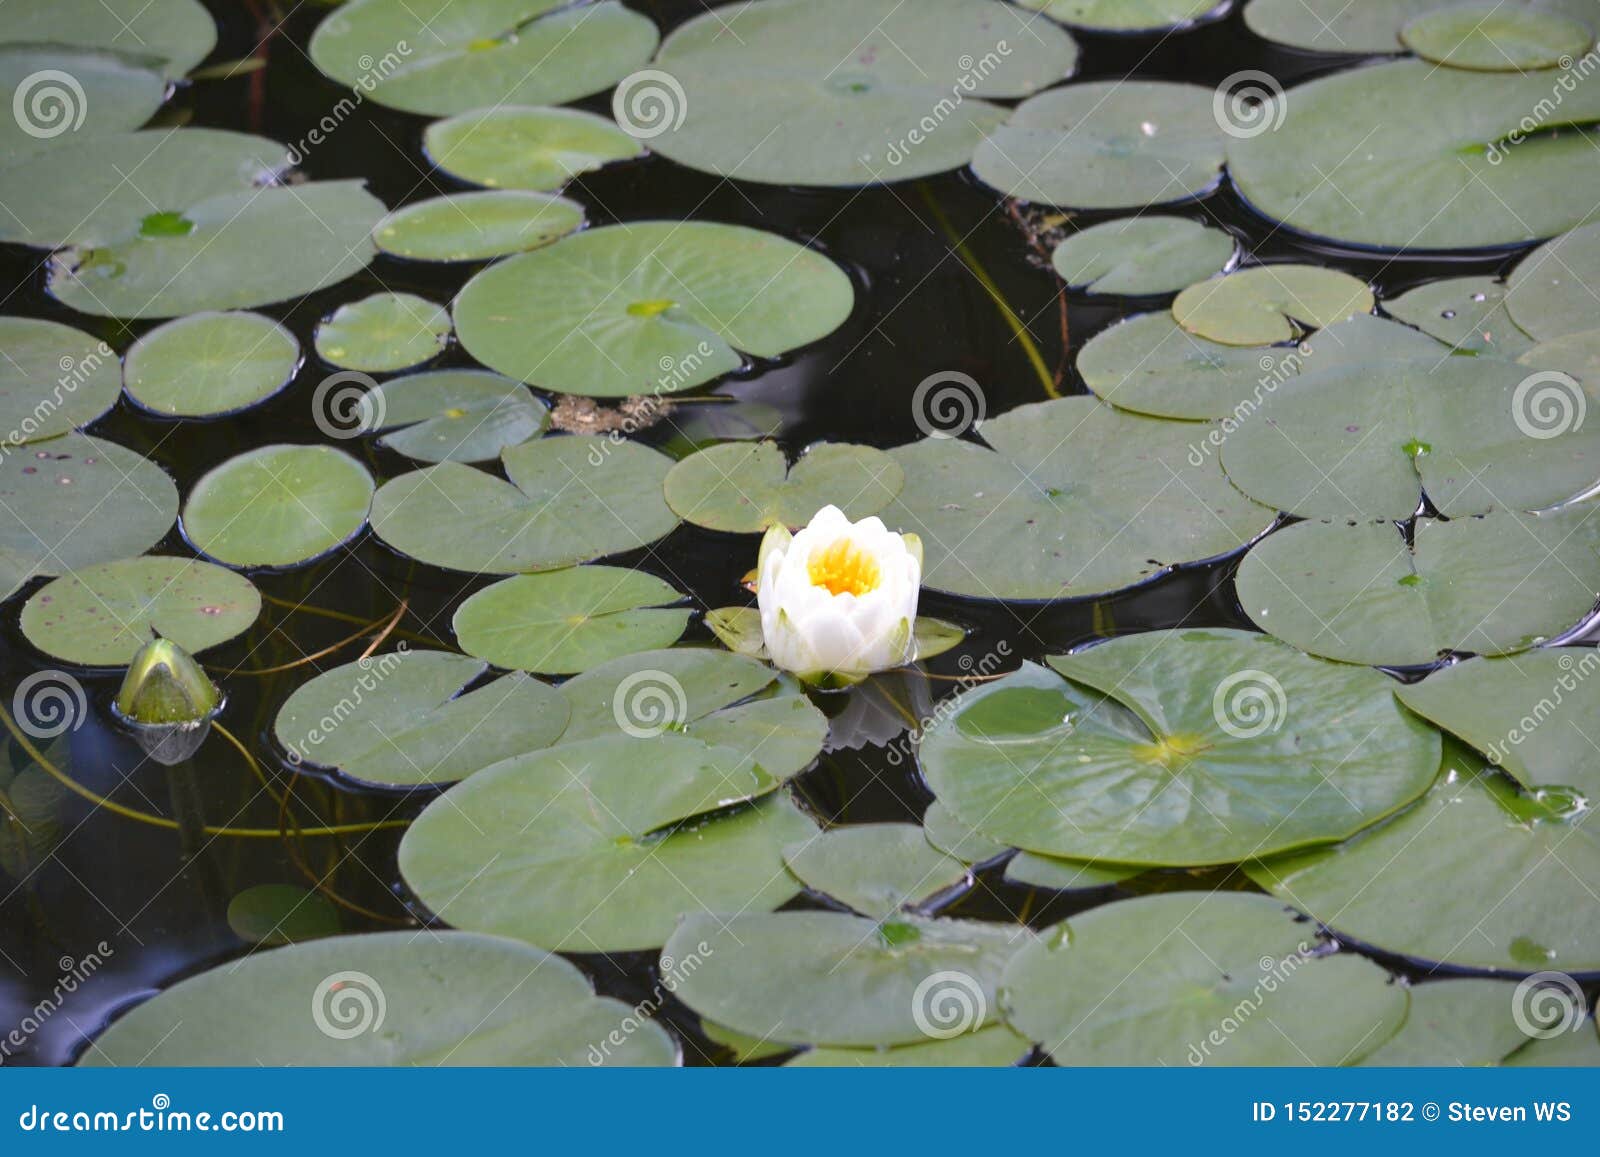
[1003,852,1138,891]
[423,106,643,192]
[1401,5,1593,70]
[1386,275,1535,357]
[1296,313,1454,370]
[182,444,374,568]
[883,396,1273,600]
[786,1024,1031,1067]
[973,81,1225,209]
[1519,328,1600,393]
[1241,0,1439,52]
[273,649,568,788]
[1218,356,1600,519]
[2,0,216,78]
[373,191,583,262]
[0,434,179,601]
[664,442,904,533]
[80,931,679,1065]
[370,436,677,574]
[1052,217,1235,297]
[1019,0,1225,30]
[308,0,658,116]
[0,316,121,443]
[315,293,451,373]
[1173,265,1374,346]
[453,566,688,675]
[666,910,1035,1046]
[123,311,300,417]
[918,629,1440,866]
[454,221,854,398]
[1505,1020,1600,1065]
[1360,979,1543,1066]
[922,800,1011,864]
[1227,60,1600,250]
[1077,311,1285,420]
[783,823,970,917]
[360,370,547,463]
[398,737,816,952]
[646,0,1079,186]
[1235,511,1600,666]
[1507,221,1600,341]
[704,605,965,666]
[0,44,167,164]
[1248,740,1600,972]
[1003,892,1406,1065]
[225,884,340,946]
[21,555,259,666]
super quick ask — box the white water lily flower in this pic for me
[757,505,922,683]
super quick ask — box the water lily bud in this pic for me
[756,505,922,684]
[116,638,220,725]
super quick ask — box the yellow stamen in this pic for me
[807,537,881,597]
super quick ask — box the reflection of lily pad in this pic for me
[0,316,121,442]
[315,293,451,373]
[787,1024,1030,1067]
[1172,265,1373,346]
[2,0,216,78]
[919,630,1439,866]
[973,81,1225,209]
[370,436,677,574]
[0,44,166,164]
[273,649,568,788]
[1052,217,1234,297]
[423,106,643,192]
[226,884,340,946]
[399,737,814,952]
[453,566,688,675]
[454,222,854,398]
[373,191,583,262]
[182,444,374,568]
[1386,275,1535,356]
[81,931,679,1065]
[1401,5,1593,71]
[1507,221,1600,341]
[21,556,259,666]
[664,442,904,533]
[308,0,658,116]
[1018,0,1225,30]
[1235,511,1600,666]
[1361,979,1534,1067]
[884,397,1273,600]
[647,0,1079,186]
[783,824,970,917]
[123,311,300,417]
[361,370,547,463]
[1004,892,1405,1065]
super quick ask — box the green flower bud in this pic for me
[115,638,220,726]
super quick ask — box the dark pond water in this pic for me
[0,0,1583,1066]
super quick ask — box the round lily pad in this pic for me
[1385,275,1536,357]
[664,442,904,533]
[308,0,659,116]
[373,191,583,262]
[1019,0,1226,30]
[21,555,259,666]
[182,444,375,569]
[783,823,970,917]
[273,649,568,788]
[1249,740,1600,972]
[1243,0,1440,53]
[666,910,1035,1047]
[786,1024,1031,1067]
[1077,311,1284,420]
[922,800,1011,864]
[314,292,451,373]
[1235,511,1600,666]
[2,0,216,78]
[883,396,1274,600]
[1360,979,1535,1067]
[360,369,547,463]
[1172,265,1374,346]
[918,629,1440,866]
[646,0,1079,186]
[1003,892,1406,1065]
[0,316,121,442]
[226,884,340,946]
[370,436,677,574]
[398,737,815,952]
[0,434,179,602]
[453,566,688,675]
[0,44,167,165]
[973,81,1225,209]
[1228,60,1600,250]
[423,106,644,192]
[1003,852,1137,891]
[80,931,678,1065]
[1052,217,1235,297]
[454,221,854,398]
[123,311,300,417]
[1507,221,1600,341]
[1401,5,1593,71]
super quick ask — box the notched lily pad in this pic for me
[1052,217,1235,297]
[1507,221,1600,342]
[1386,275,1535,357]
[783,823,971,917]
[373,191,583,262]
[0,316,121,442]
[360,369,548,463]
[664,441,904,533]
[1173,265,1374,346]
[2,0,216,79]
[123,311,300,418]
[315,292,451,373]
[423,106,644,192]
[1401,5,1593,71]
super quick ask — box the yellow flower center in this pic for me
[807,536,881,597]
